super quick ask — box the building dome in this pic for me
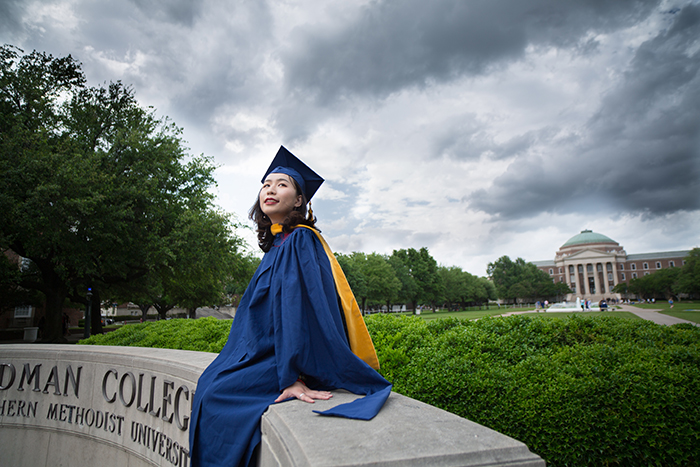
[561,230,618,248]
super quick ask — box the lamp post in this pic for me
[83,288,93,339]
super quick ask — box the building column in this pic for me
[592,264,601,297]
[611,262,619,287]
[568,264,576,296]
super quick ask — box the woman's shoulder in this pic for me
[291,224,319,236]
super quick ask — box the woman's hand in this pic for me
[274,380,332,404]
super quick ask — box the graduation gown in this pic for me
[189,226,392,467]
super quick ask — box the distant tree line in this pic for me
[487,255,572,304]
[612,248,700,300]
[335,248,497,314]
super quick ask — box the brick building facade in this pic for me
[533,230,689,302]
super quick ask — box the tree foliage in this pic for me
[438,265,496,309]
[613,248,699,300]
[336,252,400,312]
[677,248,700,297]
[0,45,245,340]
[390,248,442,309]
[487,255,571,303]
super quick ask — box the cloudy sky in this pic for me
[3,0,699,275]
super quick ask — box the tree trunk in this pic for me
[153,303,174,320]
[90,289,103,335]
[138,304,151,320]
[187,307,197,319]
[41,288,68,343]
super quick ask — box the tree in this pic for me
[387,253,418,310]
[224,252,261,307]
[336,252,368,311]
[627,268,681,300]
[438,266,470,310]
[390,248,442,310]
[487,256,526,303]
[487,255,568,303]
[156,210,249,319]
[437,266,494,310]
[676,248,700,298]
[339,252,400,312]
[0,45,238,340]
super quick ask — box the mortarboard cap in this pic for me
[262,146,324,201]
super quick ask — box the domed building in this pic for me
[533,230,690,302]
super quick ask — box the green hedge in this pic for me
[79,314,700,466]
[78,317,231,353]
[365,314,700,467]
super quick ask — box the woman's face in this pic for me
[259,173,303,224]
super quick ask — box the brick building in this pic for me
[533,230,690,302]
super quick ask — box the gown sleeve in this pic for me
[270,228,392,420]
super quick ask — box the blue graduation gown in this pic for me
[189,227,391,467]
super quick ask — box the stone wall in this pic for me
[0,345,544,467]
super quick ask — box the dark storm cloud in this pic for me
[130,0,203,27]
[282,0,661,102]
[468,4,700,219]
[434,120,559,161]
[32,0,275,126]
[0,0,25,36]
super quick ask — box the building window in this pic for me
[632,272,637,279]
[14,305,32,318]
[683,260,687,265]
[670,261,675,267]
[621,272,626,280]
[606,263,612,272]
[644,272,650,276]
[587,264,593,273]
[631,264,636,270]
[549,268,553,275]
[643,262,649,270]
[578,265,584,273]
[619,264,624,270]
[597,264,603,272]
[656,262,661,269]
[571,286,576,293]
[608,273,613,281]
[559,267,563,273]
[570,274,576,283]
[569,265,574,273]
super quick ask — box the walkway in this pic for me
[499,305,698,327]
[616,304,699,327]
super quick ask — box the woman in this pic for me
[189,146,391,467]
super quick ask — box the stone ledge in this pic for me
[0,345,544,467]
[261,390,544,467]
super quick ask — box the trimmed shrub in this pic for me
[78,317,231,353]
[365,314,700,467]
[80,313,700,466]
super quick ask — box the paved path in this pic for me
[615,304,699,327]
[499,304,698,327]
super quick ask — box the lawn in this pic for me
[415,308,508,320]
[516,311,642,320]
[379,307,647,321]
[387,301,700,323]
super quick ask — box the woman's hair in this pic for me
[249,176,317,252]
